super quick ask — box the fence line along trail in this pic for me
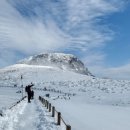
[0,97,59,130]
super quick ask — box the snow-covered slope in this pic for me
[18,53,92,76]
[0,64,91,86]
[0,53,130,130]
[0,63,130,106]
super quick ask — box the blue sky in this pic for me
[0,0,130,79]
[104,4,130,67]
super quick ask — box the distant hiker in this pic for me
[26,83,34,103]
[0,113,3,117]
[44,87,47,91]
[14,84,17,87]
[45,93,49,98]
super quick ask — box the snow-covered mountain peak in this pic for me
[18,53,92,76]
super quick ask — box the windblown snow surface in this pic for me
[0,64,130,130]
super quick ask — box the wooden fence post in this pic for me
[45,100,47,107]
[39,96,41,100]
[57,112,61,125]
[47,101,49,109]
[66,125,71,130]
[39,96,71,130]
[52,106,55,117]
[43,98,45,104]
[49,103,51,112]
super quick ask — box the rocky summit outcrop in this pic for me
[18,53,93,76]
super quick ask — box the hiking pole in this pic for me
[21,75,23,98]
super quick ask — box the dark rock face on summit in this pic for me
[18,53,93,76]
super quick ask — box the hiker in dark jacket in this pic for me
[31,90,34,99]
[26,84,34,103]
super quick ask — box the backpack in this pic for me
[25,86,28,92]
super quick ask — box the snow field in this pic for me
[41,92,130,130]
[0,64,130,130]
[0,87,22,111]
[0,96,60,130]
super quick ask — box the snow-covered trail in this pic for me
[0,97,59,130]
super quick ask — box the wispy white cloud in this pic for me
[0,0,69,66]
[0,0,68,53]
[0,0,129,80]
[88,63,130,80]
[82,52,106,66]
[104,64,130,80]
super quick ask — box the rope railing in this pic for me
[39,96,71,130]
[0,96,26,117]
[34,87,75,98]
[0,86,75,97]
[9,96,27,109]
